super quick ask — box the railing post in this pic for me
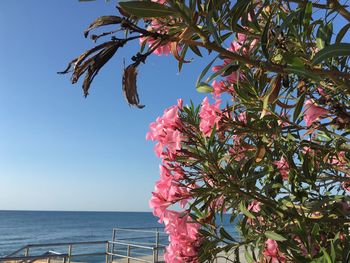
[152,247,156,263]
[155,228,160,262]
[127,245,131,263]
[106,241,110,263]
[24,247,29,257]
[68,244,72,263]
[111,229,116,262]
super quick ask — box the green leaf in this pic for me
[330,241,336,262]
[207,11,222,46]
[269,10,300,56]
[286,66,322,82]
[239,201,255,219]
[261,14,272,59]
[219,227,236,241]
[196,82,213,93]
[316,38,325,50]
[230,0,251,32]
[311,223,320,236]
[189,45,202,57]
[196,56,218,87]
[312,43,350,65]
[206,61,238,83]
[303,2,312,31]
[265,231,287,241]
[293,92,305,122]
[244,250,254,263]
[336,23,350,43]
[283,52,304,67]
[119,1,177,18]
[322,248,332,263]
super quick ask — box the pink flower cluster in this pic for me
[303,99,329,127]
[147,99,202,262]
[149,162,189,222]
[146,99,183,158]
[149,163,201,262]
[273,156,290,180]
[211,33,258,96]
[263,239,286,263]
[140,19,172,56]
[199,97,222,137]
[163,211,201,263]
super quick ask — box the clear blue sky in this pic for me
[0,1,207,211]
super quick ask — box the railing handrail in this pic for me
[4,240,108,258]
[108,240,165,250]
[112,227,166,234]
[0,253,69,261]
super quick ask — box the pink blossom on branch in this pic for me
[146,99,183,158]
[303,99,329,127]
[262,239,286,263]
[273,156,290,180]
[199,96,222,137]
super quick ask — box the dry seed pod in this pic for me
[122,64,145,109]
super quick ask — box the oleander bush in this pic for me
[61,0,350,261]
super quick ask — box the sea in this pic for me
[0,211,163,261]
[0,210,238,262]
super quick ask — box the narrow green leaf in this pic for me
[330,241,336,262]
[219,227,236,241]
[336,23,350,43]
[303,2,312,31]
[119,1,177,18]
[230,0,250,32]
[196,56,218,87]
[312,43,350,65]
[244,250,254,263]
[269,10,300,56]
[206,61,237,83]
[239,201,255,219]
[189,45,202,57]
[286,66,322,81]
[207,11,222,46]
[196,82,213,93]
[265,231,287,241]
[293,93,305,122]
[261,14,272,59]
[322,248,332,263]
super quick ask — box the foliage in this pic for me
[61,0,350,262]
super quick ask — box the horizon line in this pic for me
[0,209,152,213]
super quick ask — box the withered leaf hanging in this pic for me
[84,16,123,38]
[122,64,145,109]
[58,40,122,97]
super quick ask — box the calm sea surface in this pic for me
[0,211,162,258]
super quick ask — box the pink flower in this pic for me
[248,200,261,213]
[146,100,183,157]
[342,175,350,192]
[273,156,290,180]
[303,99,329,127]
[199,97,222,137]
[211,33,257,87]
[317,87,327,97]
[140,19,172,55]
[262,239,286,263]
[237,111,247,124]
[212,80,234,97]
[162,211,201,262]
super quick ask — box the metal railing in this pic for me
[0,228,166,263]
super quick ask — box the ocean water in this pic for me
[0,211,163,260]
